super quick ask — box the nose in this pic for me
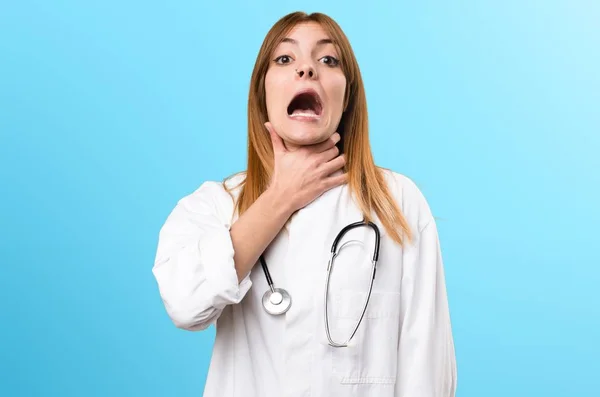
[295,64,317,80]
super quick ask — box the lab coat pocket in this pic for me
[329,289,401,385]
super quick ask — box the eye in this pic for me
[320,55,340,67]
[274,55,293,64]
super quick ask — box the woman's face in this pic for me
[264,22,347,151]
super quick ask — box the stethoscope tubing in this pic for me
[258,219,381,347]
[259,254,275,293]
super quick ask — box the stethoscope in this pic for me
[259,219,381,347]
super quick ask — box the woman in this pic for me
[152,11,457,397]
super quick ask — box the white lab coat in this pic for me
[152,169,457,397]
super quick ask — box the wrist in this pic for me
[264,185,295,219]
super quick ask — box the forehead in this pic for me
[281,22,332,44]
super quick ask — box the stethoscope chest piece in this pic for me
[262,288,292,315]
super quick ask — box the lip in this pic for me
[287,88,323,122]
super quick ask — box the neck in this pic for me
[283,140,302,152]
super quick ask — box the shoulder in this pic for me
[173,171,247,222]
[378,167,435,233]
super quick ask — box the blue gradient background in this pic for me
[1,1,599,396]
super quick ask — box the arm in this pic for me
[230,187,293,283]
[151,181,292,331]
[152,128,346,331]
[395,217,458,396]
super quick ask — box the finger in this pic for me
[313,132,341,153]
[264,122,286,154]
[322,172,348,191]
[320,154,346,175]
[316,144,340,163]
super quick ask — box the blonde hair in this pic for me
[224,11,413,246]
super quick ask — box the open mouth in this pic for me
[287,90,323,118]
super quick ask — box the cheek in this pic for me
[264,74,275,112]
[329,76,347,113]
[264,71,286,115]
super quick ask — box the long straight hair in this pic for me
[225,11,413,246]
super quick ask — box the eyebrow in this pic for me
[281,38,334,46]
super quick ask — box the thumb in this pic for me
[264,122,286,154]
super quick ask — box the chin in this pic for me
[284,124,330,146]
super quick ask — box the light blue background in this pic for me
[1,1,598,396]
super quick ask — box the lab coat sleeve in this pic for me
[151,181,252,331]
[395,217,457,396]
